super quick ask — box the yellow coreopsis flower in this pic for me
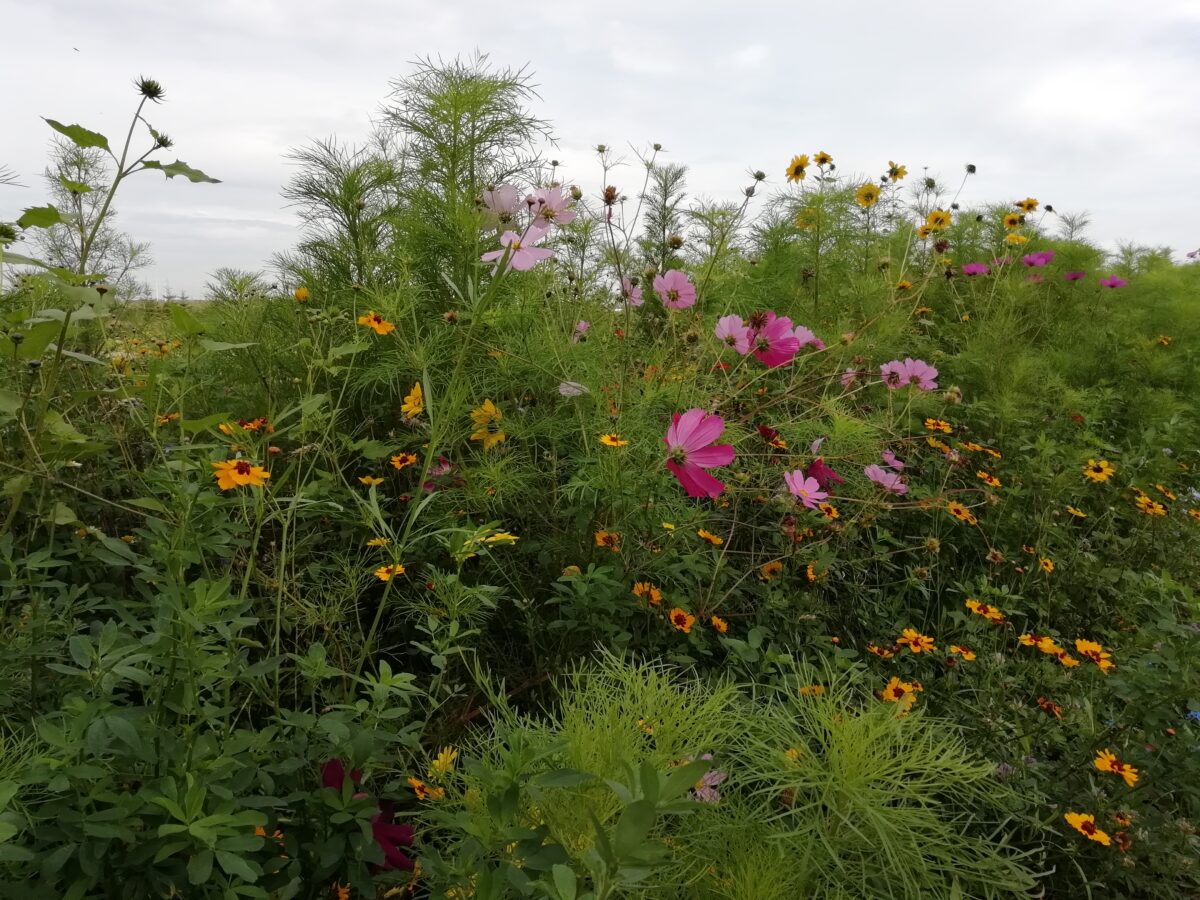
[855,183,881,208]
[469,400,506,450]
[357,311,396,336]
[887,161,907,181]
[1094,750,1139,788]
[785,154,809,182]
[1083,459,1116,483]
[211,459,271,491]
[430,747,459,777]
[375,564,406,581]
[925,209,952,231]
[1065,812,1110,845]
[402,382,424,419]
[599,433,629,447]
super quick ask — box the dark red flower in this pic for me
[371,801,415,871]
[322,759,363,790]
[805,457,845,490]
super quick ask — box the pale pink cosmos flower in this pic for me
[1186,249,1198,260]
[1099,275,1128,289]
[881,358,938,391]
[962,262,989,276]
[991,255,1012,267]
[572,320,590,343]
[783,470,828,508]
[841,368,861,389]
[792,324,825,350]
[690,754,728,804]
[528,186,577,226]
[864,463,908,495]
[881,450,905,471]
[747,312,801,367]
[481,224,554,272]
[481,184,521,221]
[664,408,735,498]
[654,270,697,310]
[1025,274,1044,284]
[714,315,752,352]
[810,437,826,453]
[620,276,643,307]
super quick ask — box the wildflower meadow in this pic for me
[1,60,1199,899]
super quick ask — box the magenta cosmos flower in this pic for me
[746,312,801,367]
[621,276,643,307]
[864,463,908,495]
[783,470,828,508]
[528,186,576,226]
[805,457,844,490]
[1099,275,1128,289]
[481,224,554,272]
[962,262,989,276]
[714,314,753,352]
[664,408,735,498]
[654,269,697,310]
[1021,250,1055,268]
[792,324,825,350]
[881,449,905,470]
[1064,271,1086,281]
[880,357,938,391]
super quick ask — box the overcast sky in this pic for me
[2,0,1197,296]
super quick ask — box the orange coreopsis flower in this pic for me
[357,311,396,335]
[669,607,696,634]
[375,564,406,581]
[632,581,663,606]
[359,475,385,486]
[407,777,444,801]
[697,529,724,545]
[1036,696,1063,719]
[1094,750,1139,788]
[1075,639,1116,673]
[1065,812,1111,846]
[212,459,270,490]
[965,599,1005,624]
[896,628,936,654]
[759,560,784,581]
[595,530,622,552]
[949,644,976,661]
[390,452,419,471]
[710,615,729,633]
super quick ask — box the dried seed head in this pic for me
[135,76,166,102]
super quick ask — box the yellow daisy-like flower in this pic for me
[359,475,385,486]
[896,627,936,654]
[784,747,803,764]
[1005,233,1029,245]
[599,433,629,447]
[375,564,406,581]
[1133,493,1167,517]
[1094,750,1139,788]
[965,599,1005,624]
[211,459,271,491]
[759,560,784,581]
[925,209,952,231]
[923,418,952,434]
[1083,459,1115,483]
[867,642,896,659]
[813,151,833,166]
[817,502,839,520]
[1188,508,1200,521]
[855,182,881,208]
[1065,812,1110,846]
[1066,505,1087,518]
[469,399,506,450]
[897,279,914,290]
[1075,638,1116,673]
[949,644,976,661]
[483,531,519,545]
[785,154,809,182]
[293,286,310,302]
[632,581,663,606]
[916,225,934,240]
[669,607,696,634]
[798,684,825,697]
[945,501,978,525]
[710,615,729,634]
[1015,197,1039,213]
[1157,335,1172,347]
[390,452,419,471]
[1001,212,1022,229]
[1039,557,1054,574]
[402,382,424,419]
[1154,483,1177,500]
[430,746,459,777]
[661,522,676,531]
[366,537,391,547]
[977,470,1001,488]
[887,161,907,181]
[697,529,724,545]
[880,676,920,714]
[408,777,445,801]
[357,311,396,336]
[594,530,622,552]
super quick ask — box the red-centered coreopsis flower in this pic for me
[654,269,697,310]
[783,471,828,508]
[663,408,735,498]
[481,224,554,272]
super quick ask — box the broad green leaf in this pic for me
[17,205,64,229]
[168,303,206,336]
[44,118,110,151]
[187,849,214,885]
[57,176,92,194]
[0,251,48,268]
[199,339,256,352]
[47,502,78,525]
[0,390,20,416]
[552,864,577,900]
[180,411,231,433]
[141,159,221,183]
[15,319,60,360]
[613,799,655,858]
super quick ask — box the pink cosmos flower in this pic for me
[864,463,908,495]
[881,358,938,391]
[663,408,735,498]
[481,184,521,220]
[810,437,826,453]
[1021,250,1055,268]
[991,255,1012,266]
[1186,249,1198,259]
[792,324,825,350]
[481,224,554,272]
[572,320,590,343]
[881,449,905,471]
[714,314,752,352]
[690,754,728,804]
[962,262,989,276]
[1099,275,1128,289]
[654,269,697,310]
[528,186,577,226]
[1025,274,1044,284]
[747,312,801,367]
[1064,271,1086,281]
[784,470,828,508]
[805,457,844,491]
[621,276,643,307]
[841,368,861,389]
